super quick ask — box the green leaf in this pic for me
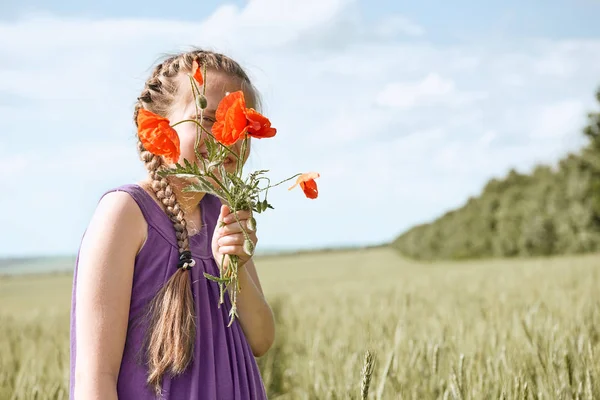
[170,173,201,180]
[182,180,228,202]
[203,272,230,284]
[159,161,203,177]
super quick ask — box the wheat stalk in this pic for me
[361,350,375,400]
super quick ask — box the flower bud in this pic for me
[243,239,254,256]
[247,217,257,232]
[196,94,208,110]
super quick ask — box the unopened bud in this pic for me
[196,94,208,110]
[247,217,257,232]
[243,239,254,256]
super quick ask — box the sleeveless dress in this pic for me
[69,184,268,400]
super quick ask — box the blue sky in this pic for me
[1,0,599,257]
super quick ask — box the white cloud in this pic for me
[0,153,29,179]
[377,73,454,108]
[241,0,350,31]
[534,54,577,78]
[530,100,586,139]
[375,73,487,109]
[0,1,599,256]
[313,107,396,144]
[479,130,497,148]
[374,15,425,38]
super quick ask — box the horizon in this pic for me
[0,241,389,262]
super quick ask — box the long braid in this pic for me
[138,141,190,250]
[134,59,189,253]
[134,57,195,394]
[133,49,257,395]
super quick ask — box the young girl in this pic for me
[69,49,275,399]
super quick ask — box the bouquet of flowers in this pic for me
[137,61,320,326]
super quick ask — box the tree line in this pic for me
[393,89,600,260]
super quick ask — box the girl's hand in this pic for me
[211,205,257,270]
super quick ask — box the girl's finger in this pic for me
[217,233,245,246]
[219,220,255,235]
[222,210,252,225]
[219,245,245,256]
[218,205,232,227]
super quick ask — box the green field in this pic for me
[1,248,599,399]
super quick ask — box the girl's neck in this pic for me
[167,177,206,215]
[139,177,206,231]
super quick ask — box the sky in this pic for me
[0,0,599,257]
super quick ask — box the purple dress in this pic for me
[69,184,267,399]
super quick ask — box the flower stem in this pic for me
[205,171,233,202]
[258,173,303,192]
[188,76,207,172]
[236,137,249,177]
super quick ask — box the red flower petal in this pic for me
[245,108,277,139]
[212,121,225,143]
[215,91,246,124]
[217,97,248,146]
[191,60,204,86]
[300,179,318,199]
[137,109,180,164]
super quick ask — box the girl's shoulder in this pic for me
[100,183,160,224]
[98,183,179,249]
[91,186,148,249]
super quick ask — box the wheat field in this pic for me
[1,247,599,399]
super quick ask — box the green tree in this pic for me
[393,87,600,260]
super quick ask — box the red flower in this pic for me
[212,91,276,146]
[137,108,180,164]
[288,172,320,199]
[191,60,204,86]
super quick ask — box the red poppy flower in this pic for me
[288,172,320,199]
[212,91,277,146]
[137,108,180,164]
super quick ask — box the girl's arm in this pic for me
[235,258,275,357]
[73,192,146,399]
[212,206,275,357]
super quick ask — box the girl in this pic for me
[69,49,275,399]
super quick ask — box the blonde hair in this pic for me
[132,49,257,394]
